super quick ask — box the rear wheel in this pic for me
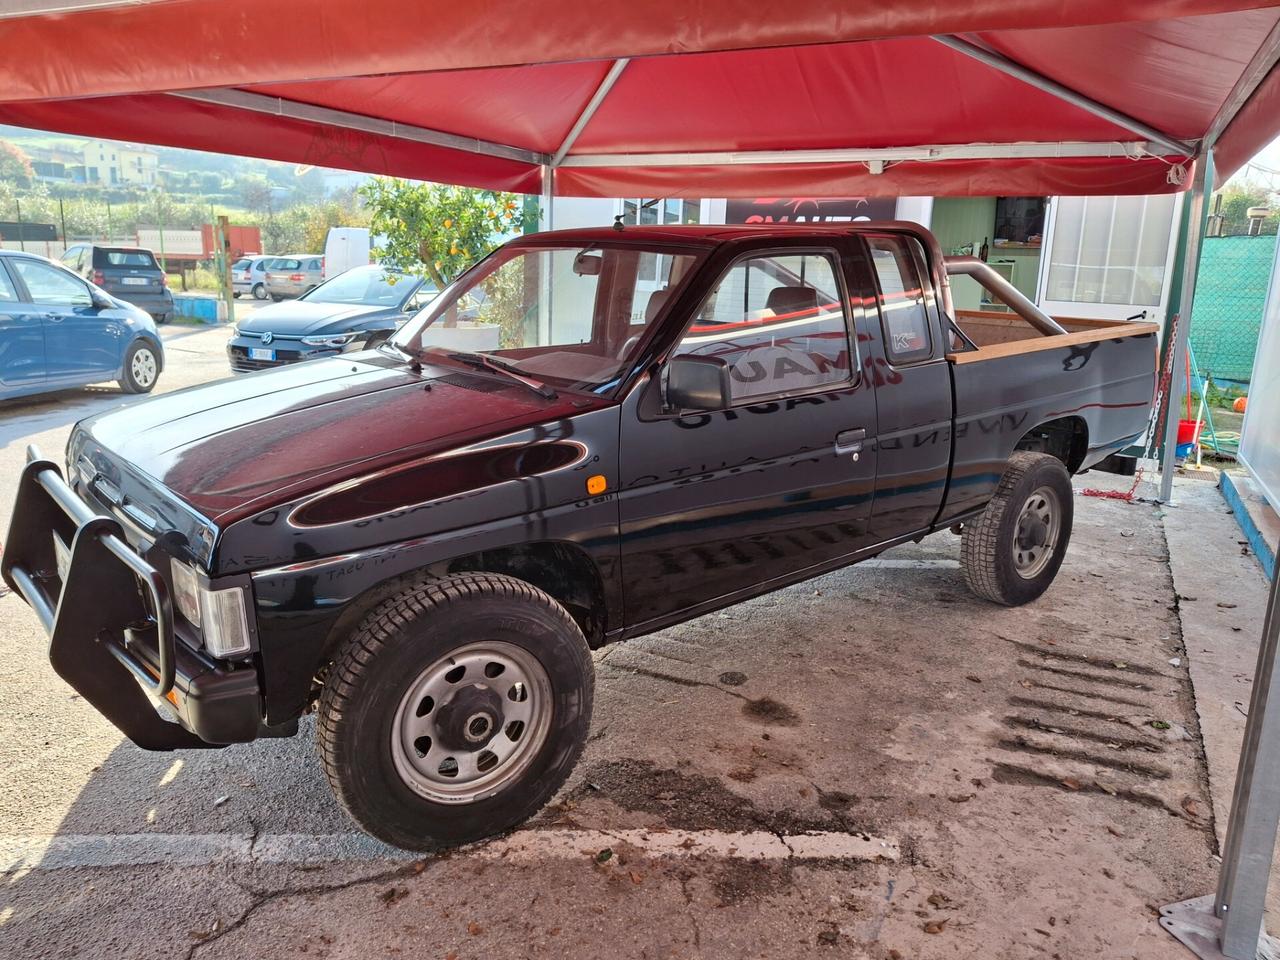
[252,283,267,300]
[961,452,1073,606]
[317,572,594,851]
[119,340,160,394]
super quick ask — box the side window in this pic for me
[0,264,18,302]
[13,259,92,306]
[673,251,854,403]
[308,258,322,271]
[866,236,933,364]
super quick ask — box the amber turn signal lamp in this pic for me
[586,475,607,495]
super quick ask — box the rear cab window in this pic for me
[865,235,934,364]
[96,248,160,270]
[672,249,856,404]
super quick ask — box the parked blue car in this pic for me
[0,251,164,401]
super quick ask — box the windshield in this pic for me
[304,265,416,307]
[393,244,703,394]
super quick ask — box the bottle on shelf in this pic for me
[979,237,989,262]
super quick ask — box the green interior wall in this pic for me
[930,197,1041,311]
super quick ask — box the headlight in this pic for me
[231,326,242,338]
[301,333,358,347]
[170,558,252,659]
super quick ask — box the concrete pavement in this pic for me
[0,338,1266,959]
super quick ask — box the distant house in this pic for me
[26,144,85,184]
[81,139,158,188]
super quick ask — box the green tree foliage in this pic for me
[358,178,521,288]
[0,140,34,187]
[1214,180,1279,236]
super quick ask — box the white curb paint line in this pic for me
[0,829,898,872]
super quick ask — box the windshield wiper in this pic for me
[446,351,558,400]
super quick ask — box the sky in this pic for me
[1228,133,1280,191]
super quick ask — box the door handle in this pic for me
[835,428,866,456]
[43,313,64,323]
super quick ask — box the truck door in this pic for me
[617,241,879,629]
[856,233,953,537]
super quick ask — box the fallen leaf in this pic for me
[965,675,982,684]
[467,920,483,936]
[1059,777,1082,791]
[629,870,644,885]
[595,847,613,863]
[1182,797,1206,819]
[924,918,949,935]
[1113,661,1128,669]
[947,793,975,803]
[379,887,408,907]
[1218,602,1238,609]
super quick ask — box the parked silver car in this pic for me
[264,254,324,300]
[232,255,273,300]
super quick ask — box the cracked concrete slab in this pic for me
[0,336,1236,958]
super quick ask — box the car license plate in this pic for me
[52,532,71,583]
[121,277,148,286]
[249,347,276,361]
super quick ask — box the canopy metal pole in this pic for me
[932,35,1196,158]
[1161,564,1280,960]
[1217,565,1280,957]
[1158,151,1212,504]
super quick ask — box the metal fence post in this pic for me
[1160,151,1213,504]
[1161,565,1280,959]
[1215,565,1280,957]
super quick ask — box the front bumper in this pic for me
[226,335,344,373]
[1,446,262,750]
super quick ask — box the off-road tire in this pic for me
[317,572,594,851]
[118,340,160,394]
[961,451,1073,606]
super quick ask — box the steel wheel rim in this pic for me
[1013,484,1061,579]
[390,640,552,804]
[131,348,157,388]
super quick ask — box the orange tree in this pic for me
[358,178,522,289]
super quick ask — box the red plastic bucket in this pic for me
[1176,418,1203,445]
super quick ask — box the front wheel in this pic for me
[961,451,1073,606]
[119,340,160,394]
[317,572,594,851]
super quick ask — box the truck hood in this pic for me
[76,352,606,527]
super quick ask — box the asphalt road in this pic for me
[0,329,1220,959]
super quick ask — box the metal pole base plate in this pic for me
[1161,896,1280,960]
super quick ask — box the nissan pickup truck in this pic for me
[2,223,1157,850]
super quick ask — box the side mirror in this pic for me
[662,354,732,413]
[89,288,114,310]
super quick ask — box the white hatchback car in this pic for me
[231,255,273,300]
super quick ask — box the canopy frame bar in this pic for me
[174,88,550,166]
[1204,17,1280,148]
[932,34,1197,158]
[559,140,1153,168]
[551,58,629,168]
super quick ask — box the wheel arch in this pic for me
[319,539,610,668]
[1014,415,1089,474]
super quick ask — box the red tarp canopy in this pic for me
[0,0,1278,196]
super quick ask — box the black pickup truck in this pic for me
[3,223,1157,850]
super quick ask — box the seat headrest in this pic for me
[645,288,672,323]
[765,285,818,316]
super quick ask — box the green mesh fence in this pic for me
[1190,234,1276,385]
